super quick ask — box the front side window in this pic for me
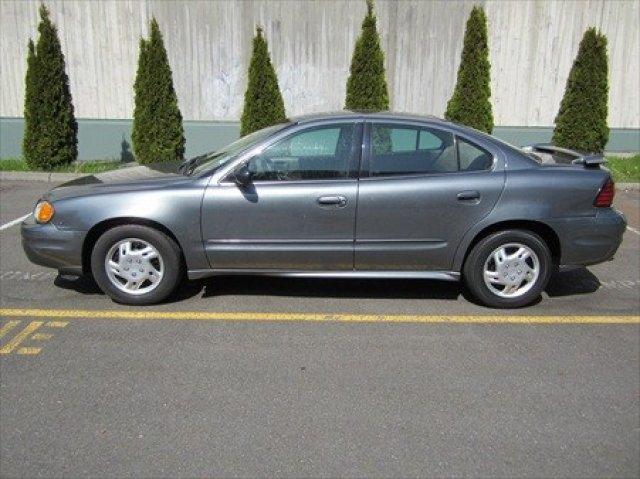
[370,125,457,176]
[247,124,357,182]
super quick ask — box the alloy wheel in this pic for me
[482,242,540,298]
[104,238,164,295]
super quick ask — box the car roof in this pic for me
[290,110,447,125]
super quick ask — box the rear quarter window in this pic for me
[458,138,493,171]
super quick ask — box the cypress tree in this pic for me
[132,18,185,164]
[240,26,286,136]
[344,0,389,111]
[445,6,493,133]
[22,39,38,167]
[552,28,609,153]
[23,5,77,170]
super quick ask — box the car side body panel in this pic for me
[355,171,506,270]
[451,165,626,270]
[27,175,211,273]
[201,179,358,270]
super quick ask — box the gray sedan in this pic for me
[21,112,626,308]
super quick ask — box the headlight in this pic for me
[34,200,55,224]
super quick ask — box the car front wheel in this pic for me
[91,225,183,305]
[463,229,553,308]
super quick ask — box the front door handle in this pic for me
[457,190,481,201]
[317,195,347,207]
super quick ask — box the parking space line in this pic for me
[46,321,68,328]
[0,213,30,231]
[0,320,21,339]
[30,333,53,340]
[17,347,41,355]
[627,225,640,236]
[0,308,638,324]
[0,321,43,355]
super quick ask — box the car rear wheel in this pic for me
[463,229,553,308]
[91,225,183,305]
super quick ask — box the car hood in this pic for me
[44,165,191,202]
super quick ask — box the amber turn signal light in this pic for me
[34,201,54,223]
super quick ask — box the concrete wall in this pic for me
[1,0,639,127]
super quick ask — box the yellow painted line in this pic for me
[0,308,639,324]
[30,333,52,340]
[0,320,21,340]
[17,347,41,355]
[0,321,43,355]
[46,321,68,328]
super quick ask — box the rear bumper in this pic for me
[21,218,85,275]
[549,208,627,266]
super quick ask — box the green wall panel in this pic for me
[1,117,638,161]
[1,118,240,161]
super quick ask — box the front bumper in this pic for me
[21,217,86,275]
[549,208,627,267]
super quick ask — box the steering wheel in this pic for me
[262,157,274,173]
[260,157,288,181]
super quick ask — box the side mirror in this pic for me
[233,163,253,187]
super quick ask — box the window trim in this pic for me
[360,121,496,180]
[220,121,363,185]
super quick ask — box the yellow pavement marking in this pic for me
[46,321,68,328]
[0,308,639,324]
[0,320,21,340]
[17,347,41,355]
[30,333,53,340]
[0,321,43,355]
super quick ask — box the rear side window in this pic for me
[370,125,457,176]
[368,124,493,177]
[458,138,493,171]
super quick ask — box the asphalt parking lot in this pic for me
[1,179,639,477]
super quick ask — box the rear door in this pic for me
[201,121,362,271]
[355,121,505,271]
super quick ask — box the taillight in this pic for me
[594,178,615,207]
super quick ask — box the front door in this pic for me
[201,122,362,270]
[355,122,505,271]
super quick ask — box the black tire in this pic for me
[91,225,183,305]
[462,229,553,308]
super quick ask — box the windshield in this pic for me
[189,123,290,175]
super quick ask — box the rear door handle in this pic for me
[457,190,481,201]
[317,195,347,207]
